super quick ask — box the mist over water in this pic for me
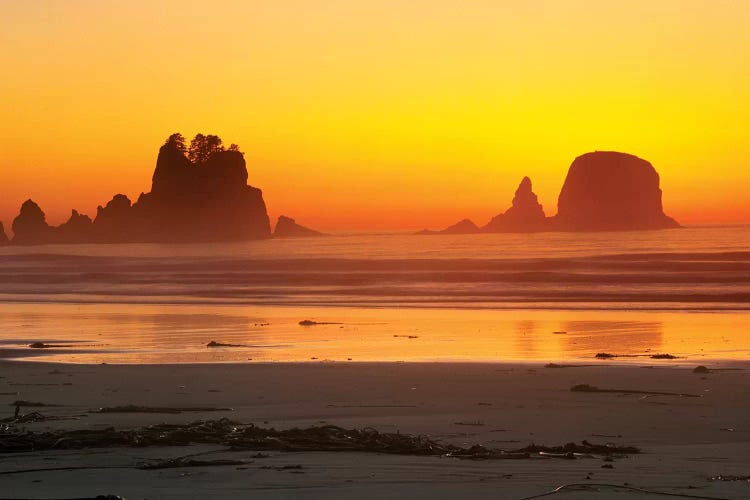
[0,226,748,310]
[1,226,749,363]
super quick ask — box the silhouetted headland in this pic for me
[273,216,325,237]
[8,134,272,244]
[421,151,680,234]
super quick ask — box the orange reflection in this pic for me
[1,303,748,365]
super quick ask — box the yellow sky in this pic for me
[1,0,748,232]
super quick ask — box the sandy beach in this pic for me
[1,360,748,499]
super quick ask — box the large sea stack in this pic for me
[554,151,679,231]
[128,137,271,242]
[9,133,272,245]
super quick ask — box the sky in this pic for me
[1,0,748,232]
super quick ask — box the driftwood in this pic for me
[650,353,680,359]
[298,320,342,326]
[544,363,603,369]
[206,340,246,348]
[12,400,61,407]
[518,483,731,500]
[29,342,73,349]
[571,384,701,398]
[710,474,750,482]
[138,457,247,470]
[260,464,304,471]
[1,410,73,424]
[91,405,232,414]
[595,352,682,360]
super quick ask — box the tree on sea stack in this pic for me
[164,133,187,154]
[188,134,225,165]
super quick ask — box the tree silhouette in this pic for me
[188,134,224,165]
[164,133,187,154]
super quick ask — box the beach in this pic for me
[1,231,749,498]
[2,360,749,499]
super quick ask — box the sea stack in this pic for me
[274,216,324,237]
[554,151,679,231]
[483,176,547,232]
[57,209,94,243]
[93,194,134,242]
[8,134,273,245]
[131,138,271,242]
[11,199,53,244]
[0,221,7,244]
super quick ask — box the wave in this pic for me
[1,250,749,309]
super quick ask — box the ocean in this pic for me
[0,225,748,363]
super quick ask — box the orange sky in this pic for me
[1,0,748,232]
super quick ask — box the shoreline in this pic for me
[3,357,750,368]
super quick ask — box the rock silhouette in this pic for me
[126,138,270,242]
[274,216,324,237]
[9,134,272,245]
[418,218,480,235]
[0,222,7,244]
[93,194,134,242]
[57,209,94,243]
[12,200,53,245]
[554,151,680,231]
[420,151,679,234]
[8,146,681,244]
[483,177,547,232]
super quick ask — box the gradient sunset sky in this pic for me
[1,0,748,232]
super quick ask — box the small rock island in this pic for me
[273,216,325,237]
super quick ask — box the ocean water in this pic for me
[0,226,748,363]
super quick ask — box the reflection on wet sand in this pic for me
[0,303,747,365]
[560,321,663,356]
[514,320,539,359]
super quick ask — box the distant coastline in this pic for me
[1,146,679,245]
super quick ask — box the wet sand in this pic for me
[1,360,749,499]
[2,302,750,365]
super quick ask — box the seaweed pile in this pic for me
[0,418,638,459]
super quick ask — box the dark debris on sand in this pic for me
[594,352,682,360]
[0,418,640,459]
[91,405,233,414]
[571,384,700,398]
[206,340,246,348]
